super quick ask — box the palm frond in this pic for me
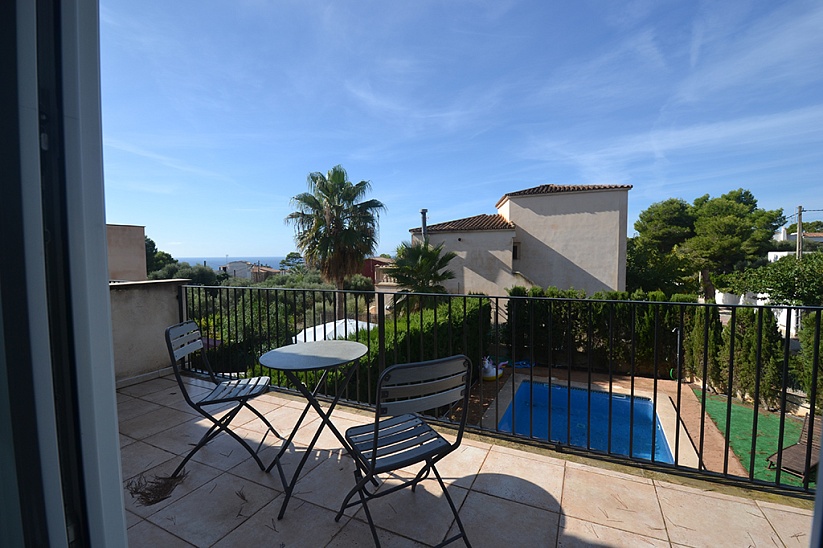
[285,165,386,288]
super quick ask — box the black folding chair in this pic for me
[335,355,473,547]
[164,320,281,477]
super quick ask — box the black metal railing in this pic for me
[180,284,821,497]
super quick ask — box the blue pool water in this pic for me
[498,382,674,463]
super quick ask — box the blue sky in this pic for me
[100,0,823,258]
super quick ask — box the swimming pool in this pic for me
[497,381,674,463]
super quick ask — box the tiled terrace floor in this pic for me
[119,375,814,547]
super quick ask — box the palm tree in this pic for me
[384,240,456,310]
[285,165,385,298]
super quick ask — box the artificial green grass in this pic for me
[693,388,809,487]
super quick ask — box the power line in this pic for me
[785,208,823,223]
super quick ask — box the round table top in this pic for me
[259,340,368,372]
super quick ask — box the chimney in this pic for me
[420,209,428,241]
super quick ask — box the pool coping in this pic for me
[480,372,700,469]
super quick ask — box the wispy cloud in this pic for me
[535,28,667,107]
[601,0,658,30]
[104,138,230,180]
[527,104,823,183]
[678,2,823,102]
[109,180,178,195]
[344,79,505,137]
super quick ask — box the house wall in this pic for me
[106,224,147,281]
[412,229,518,296]
[362,257,392,282]
[768,251,793,262]
[503,188,628,294]
[223,260,253,279]
[109,279,188,386]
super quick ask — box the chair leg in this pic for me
[243,401,283,441]
[431,465,471,547]
[410,462,432,492]
[171,420,224,477]
[358,482,381,548]
[335,469,372,522]
[336,469,382,547]
[173,402,271,477]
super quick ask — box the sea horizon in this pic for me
[178,256,286,271]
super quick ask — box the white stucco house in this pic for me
[774,227,823,245]
[406,184,632,296]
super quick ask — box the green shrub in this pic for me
[340,296,491,404]
[504,286,587,367]
[720,307,782,408]
[684,303,724,389]
[795,309,823,411]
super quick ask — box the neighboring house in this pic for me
[374,262,400,305]
[251,264,280,283]
[409,184,632,296]
[361,256,393,283]
[106,224,147,281]
[220,260,253,279]
[773,227,823,245]
[220,260,280,282]
[768,251,794,263]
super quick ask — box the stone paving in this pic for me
[119,375,814,547]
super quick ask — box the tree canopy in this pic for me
[383,240,456,310]
[633,198,695,254]
[148,262,219,285]
[145,236,176,275]
[629,189,784,297]
[787,220,823,234]
[626,238,694,295]
[727,253,823,306]
[285,165,386,291]
[279,252,305,271]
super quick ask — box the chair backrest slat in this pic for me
[380,372,466,401]
[165,320,218,387]
[798,414,822,447]
[173,336,203,361]
[381,385,466,417]
[381,357,466,386]
[807,415,822,449]
[376,355,471,418]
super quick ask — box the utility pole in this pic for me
[796,205,803,259]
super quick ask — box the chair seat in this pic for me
[197,376,271,406]
[347,413,450,474]
[771,444,819,479]
[766,413,822,481]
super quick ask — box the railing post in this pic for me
[377,292,386,372]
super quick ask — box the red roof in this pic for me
[410,184,631,234]
[495,184,632,208]
[410,213,515,233]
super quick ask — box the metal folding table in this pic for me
[259,339,368,519]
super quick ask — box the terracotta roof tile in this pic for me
[410,213,514,233]
[252,265,280,273]
[495,183,632,207]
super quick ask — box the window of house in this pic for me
[512,242,520,260]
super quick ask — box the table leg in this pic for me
[270,363,359,519]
